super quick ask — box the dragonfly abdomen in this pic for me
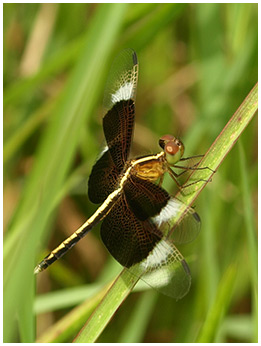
[34,188,122,274]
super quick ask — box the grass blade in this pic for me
[196,265,237,342]
[238,141,258,342]
[74,269,138,342]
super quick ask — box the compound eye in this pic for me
[165,141,180,155]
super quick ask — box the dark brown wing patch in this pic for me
[100,195,161,267]
[88,149,119,204]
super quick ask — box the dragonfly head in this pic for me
[159,134,184,165]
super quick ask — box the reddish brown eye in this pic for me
[159,135,185,159]
[165,141,179,155]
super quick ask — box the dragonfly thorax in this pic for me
[131,154,166,182]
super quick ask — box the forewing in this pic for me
[102,49,138,170]
[103,99,135,170]
[103,48,138,116]
[88,148,120,204]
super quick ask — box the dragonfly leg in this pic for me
[177,155,216,173]
[172,169,192,178]
[172,164,216,174]
[181,177,213,189]
[180,154,204,161]
[167,167,183,190]
[168,164,215,179]
[167,165,213,192]
[158,174,164,188]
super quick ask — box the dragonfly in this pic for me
[34,49,209,299]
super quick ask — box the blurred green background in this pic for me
[3,3,257,343]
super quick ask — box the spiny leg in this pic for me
[167,166,214,191]
[169,154,215,180]
[180,154,205,161]
[158,174,164,188]
[172,164,215,177]
[167,167,183,191]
